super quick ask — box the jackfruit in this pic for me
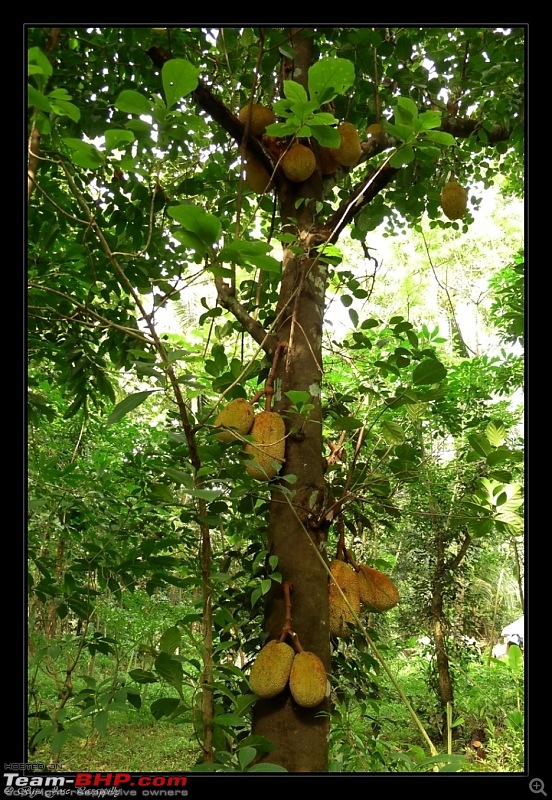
[238,103,276,137]
[243,410,286,481]
[319,146,340,175]
[282,143,316,183]
[289,650,327,708]
[356,564,399,612]
[328,560,360,637]
[245,157,273,194]
[213,398,255,443]
[249,639,295,699]
[440,180,468,220]
[331,122,362,167]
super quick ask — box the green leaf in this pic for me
[94,710,109,737]
[150,697,181,720]
[62,138,105,170]
[417,111,443,130]
[412,359,447,385]
[154,652,183,693]
[159,625,181,655]
[115,89,155,116]
[395,96,419,123]
[162,58,200,108]
[247,763,288,772]
[486,419,507,447]
[265,120,298,137]
[384,122,415,143]
[163,467,193,486]
[333,416,363,431]
[381,421,405,445]
[238,746,257,770]
[213,713,249,727]
[28,84,52,112]
[49,98,81,122]
[168,204,222,247]
[187,488,224,501]
[28,46,53,84]
[283,80,308,103]
[104,129,135,152]
[106,390,157,424]
[390,144,415,168]
[423,130,457,146]
[285,390,311,406]
[51,730,69,756]
[310,125,341,148]
[308,57,355,103]
[469,434,492,457]
[220,240,280,273]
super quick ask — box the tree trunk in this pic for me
[251,29,332,772]
[251,241,331,771]
[430,528,454,743]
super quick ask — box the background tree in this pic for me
[27,26,524,772]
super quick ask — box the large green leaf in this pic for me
[159,625,181,655]
[62,138,105,169]
[412,359,447,385]
[104,129,135,152]
[115,89,154,116]
[308,57,355,103]
[150,697,182,720]
[154,652,184,694]
[168,204,222,248]
[106,390,157,424]
[162,59,200,108]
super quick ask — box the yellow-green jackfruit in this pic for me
[281,143,316,183]
[245,157,273,194]
[331,122,362,167]
[328,560,360,637]
[440,180,468,220]
[238,103,275,137]
[243,411,286,481]
[356,564,399,612]
[289,650,327,708]
[249,639,295,699]
[213,398,255,443]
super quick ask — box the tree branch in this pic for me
[215,280,279,357]
[193,80,281,188]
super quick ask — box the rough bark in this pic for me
[251,182,332,771]
[249,29,332,772]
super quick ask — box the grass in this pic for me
[30,648,524,773]
[33,713,200,772]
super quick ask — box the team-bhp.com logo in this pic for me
[3,771,188,796]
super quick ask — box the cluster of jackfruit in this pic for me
[213,400,286,482]
[249,639,327,708]
[328,558,399,638]
[237,101,362,189]
[440,180,468,220]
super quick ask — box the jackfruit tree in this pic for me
[27,26,525,772]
